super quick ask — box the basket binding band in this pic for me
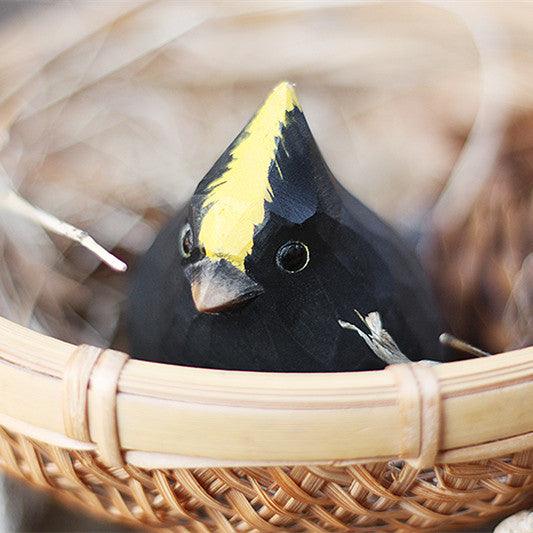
[387,364,441,469]
[63,345,129,467]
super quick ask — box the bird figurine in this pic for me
[128,81,447,372]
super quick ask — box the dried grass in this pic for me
[0,1,531,353]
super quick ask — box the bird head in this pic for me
[129,81,445,370]
[180,81,339,314]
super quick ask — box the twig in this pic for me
[439,333,490,358]
[0,188,127,272]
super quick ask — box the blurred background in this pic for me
[0,1,531,531]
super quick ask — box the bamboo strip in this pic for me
[1,409,533,469]
[88,349,129,467]
[63,344,102,441]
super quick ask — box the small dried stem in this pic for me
[0,188,127,272]
[439,333,491,358]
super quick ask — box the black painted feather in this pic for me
[128,82,447,371]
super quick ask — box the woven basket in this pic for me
[0,3,532,531]
[0,317,532,532]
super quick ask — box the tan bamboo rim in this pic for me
[0,316,532,469]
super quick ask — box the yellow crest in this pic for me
[198,81,301,272]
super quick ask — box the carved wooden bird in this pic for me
[128,82,446,371]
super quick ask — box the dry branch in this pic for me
[0,188,126,272]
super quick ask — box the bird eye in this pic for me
[276,241,309,273]
[180,223,193,258]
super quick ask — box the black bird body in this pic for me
[128,82,445,371]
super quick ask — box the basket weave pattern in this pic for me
[0,425,532,532]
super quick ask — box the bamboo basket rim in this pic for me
[1,316,532,469]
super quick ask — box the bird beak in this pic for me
[188,258,263,314]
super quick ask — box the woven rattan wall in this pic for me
[2,428,532,532]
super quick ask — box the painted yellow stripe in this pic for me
[198,81,300,271]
